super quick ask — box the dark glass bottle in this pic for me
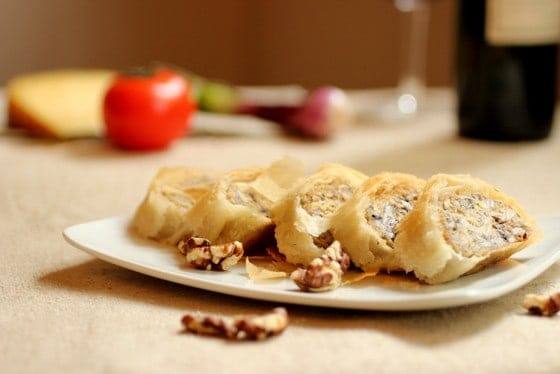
[456,0,558,141]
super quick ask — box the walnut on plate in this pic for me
[178,236,244,271]
[290,240,350,292]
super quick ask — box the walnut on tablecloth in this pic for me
[523,292,560,316]
[181,307,289,340]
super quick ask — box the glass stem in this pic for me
[396,0,431,102]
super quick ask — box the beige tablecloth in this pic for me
[2,89,560,373]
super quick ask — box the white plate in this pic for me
[63,216,560,311]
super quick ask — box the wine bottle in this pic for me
[456,0,559,141]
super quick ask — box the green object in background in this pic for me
[196,81,239,113]
[152,62,240,114]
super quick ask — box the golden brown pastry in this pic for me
[331,172,425,272]
[132,167,222,242]
[394,174,541,284]
[169,157,304,250]
[271,163,367,265]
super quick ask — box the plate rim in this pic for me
[62,215,560,311]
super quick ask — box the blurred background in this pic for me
[0,0,456,88]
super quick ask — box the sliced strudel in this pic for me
[271,163,367,265]
[170,157,304,250]
[394,174,540,284]
[132,167,222,242]
[331,172,425,272]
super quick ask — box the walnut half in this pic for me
[181,307,289,340]
[523,292,560,316]
[291,240,350,292]
[178,236,244,271]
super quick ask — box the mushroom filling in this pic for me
[365,193,417,244]
[226,183,272,216]
[440,193,530,256]
[299,182,354,217]
[312,230,335,249]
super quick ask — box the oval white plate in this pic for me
[63,215,560,311]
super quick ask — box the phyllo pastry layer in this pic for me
[271,163,367,265]
[394,174,540,284]
[332,172,425,272]
[132,167,222,242]
[170,157,304,251]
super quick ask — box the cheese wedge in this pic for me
[7,69,115,138]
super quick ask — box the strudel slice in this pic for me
[132,167,221,242]
[271,163,367,265]
[394,174,540,284]
[331,172,425,272]
[170,157,304,250]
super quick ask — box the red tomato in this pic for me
[103,68,196,150]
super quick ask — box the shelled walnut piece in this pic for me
[523,292,560,316]
[181,307,289,340]
[291,240,351,292]
[178,236,244,271]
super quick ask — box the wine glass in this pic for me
[375,0,432,121]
